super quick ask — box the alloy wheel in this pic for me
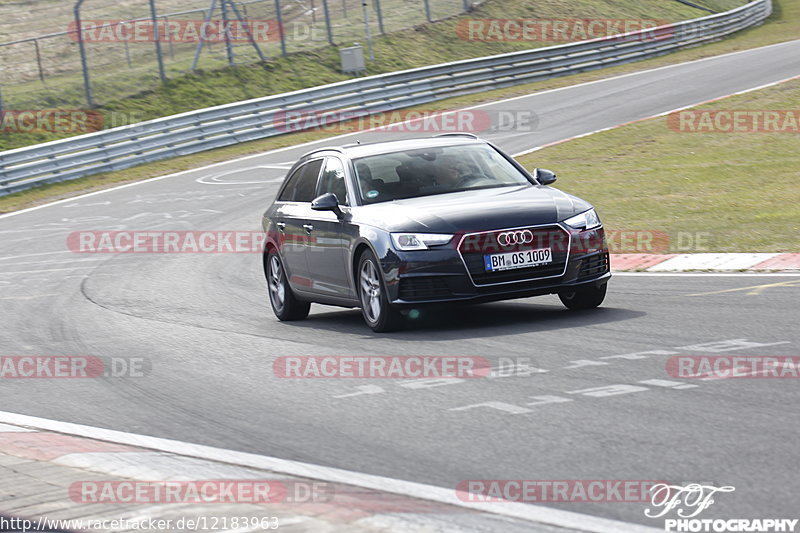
[268,255,286,312]
[360,260,382,323]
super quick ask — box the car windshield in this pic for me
[353,144,532,204]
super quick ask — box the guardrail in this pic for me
[0,0,772,196]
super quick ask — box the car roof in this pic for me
[300,135,486,160]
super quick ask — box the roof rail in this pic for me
[435,132,479,139]
[299,146,345,159]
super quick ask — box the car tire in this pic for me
[559,282,607,310]
[266,251,311,321]
[357,249,403,332]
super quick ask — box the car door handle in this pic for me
[303,224,314,233]
[275,222,286,231]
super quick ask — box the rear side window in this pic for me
[277,159,323,202]
[317,157,349,206]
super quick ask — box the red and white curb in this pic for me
[611,253,800,272]
[0,410,661,533]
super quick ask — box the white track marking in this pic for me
[613,272,800,277]
[468,39,800,111]
[0,267,97,275]
[195,165,292,186]
[513,72,800,157]
[0,40,798,221]
[0,250,76,261]
[0,422,35,432]
[0,228,73,234]
[0,294,60,301]
[0,258,108,267]
[648,253,781,271]
[0,411,660,533]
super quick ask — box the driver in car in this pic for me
[435,156,471,190]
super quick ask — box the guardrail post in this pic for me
[149,0,168,82]
[423,0,432,22]
[462,0,468,11]
[274,0,287,56]
[74,0,94,108]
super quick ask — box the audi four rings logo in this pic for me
[497,230,534,246]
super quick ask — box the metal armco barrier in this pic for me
[0,0,772,196]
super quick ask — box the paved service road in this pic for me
[1,40,799,526]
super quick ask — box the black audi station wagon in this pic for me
[262,134,610,332]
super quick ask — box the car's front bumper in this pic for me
[382,244,611,307]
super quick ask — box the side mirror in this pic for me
[535,168,557,185]
[311,192,342,217]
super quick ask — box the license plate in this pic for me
[484,248,552,272]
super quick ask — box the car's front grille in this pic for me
[578,252,609,280]
[458,225,570,286]
[398,277,452,300]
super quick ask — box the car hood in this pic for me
[352,185,593,233]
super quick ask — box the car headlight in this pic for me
[391,233,453,251]
[563,208,601,230]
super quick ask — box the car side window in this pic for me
[317,157,349,206]
[277,159,323,202]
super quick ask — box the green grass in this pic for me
[0,0,743,149]
[518,79,800,253]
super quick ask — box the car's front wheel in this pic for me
[559,282,607,310]
[358,250,402,332]
[267,251,311,321]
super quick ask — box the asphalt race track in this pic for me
[1,40,800,527]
